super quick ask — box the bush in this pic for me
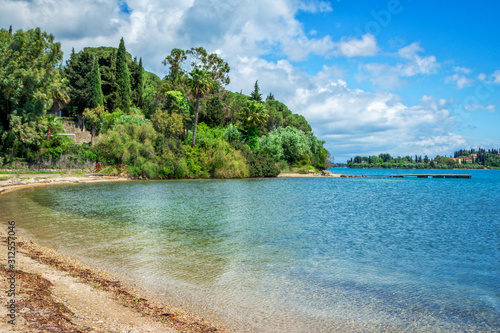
[242,148,280,177]
[97,122,158,178]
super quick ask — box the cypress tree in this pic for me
[137,57,144,108]
[87,56,104,109]
[116,37,131,112]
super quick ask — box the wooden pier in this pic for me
[353,174,471,179]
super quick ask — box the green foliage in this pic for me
[348,150,500,170]
[260,126,310,164]
[162,48,187,84]
[114,111,150,128]
[151,109,184,138]
[87,56,104,109]
[250,80,262,102]
[1,27,329,178]
[0,27,65,142]
[2,115,48,160]
[132,57,144,108]
[65,49,93,114]
[97,122,157,177]
[224,124,242,145]
[264,100,312,133]
[116,38,131,112]
[200,95,225,127]
[183,124,249,178]
[187,68,212,147]
[238,100,268,149]
[83,105,107,146]
[241,148,280,177]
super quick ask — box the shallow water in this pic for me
[1,169,499,332]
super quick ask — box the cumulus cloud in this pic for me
[297,0,333,13]
[465,104,496,113]
[493,70,500,83]
[335,34,379,57]
[445,73,473,89]
[396,42,439,76]
[358,43,439,90]
[445,66,474,89]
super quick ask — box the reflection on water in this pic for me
[1,170,499,332]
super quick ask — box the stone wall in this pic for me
[61,118,92,145]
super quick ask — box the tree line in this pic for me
[347,148,500,169]
[0,27,331,178]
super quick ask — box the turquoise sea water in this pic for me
[1,168,499,332]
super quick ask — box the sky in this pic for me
[1,0,499,163]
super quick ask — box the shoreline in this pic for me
[0,174,131,195]
[0,174,231,332]
[0,220,228,332]
[0,171,346,196]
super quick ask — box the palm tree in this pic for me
[45,114,64,141]
[239,101,268,149]
[186,68,211,147]
[239,100,268,130]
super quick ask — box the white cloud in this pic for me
[453,66,472,74]
[445,73,473,89]
[297,0,333,13]
[397,42,439,76]
[358,42,439,89]
[465,104,496,113]
[335,34,379,57]
[493,70,500,83]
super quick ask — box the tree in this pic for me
[239,101,268,149]
[200,95,225,127]
[163,46,230,89]
[151,109,184,139]
[250,80,262,102]
[87,56,104,109]
[136,58,144,108]
[162,48,187,84]
[266,92,275,101]
[83,105,106,146]
[186,47,230,87]
[186,68,211,147]
[65,48,93,114]
[116,37,131,112]
[0,27,65,133]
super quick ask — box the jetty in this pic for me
[352,174,471,179]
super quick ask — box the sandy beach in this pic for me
[0,173,229,333]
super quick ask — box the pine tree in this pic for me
[116,37,131,112]
[266,92,275,101]
[250,80,262,102]
[87,56,104,109]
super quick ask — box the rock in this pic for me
[321,170,334,177]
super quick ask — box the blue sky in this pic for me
[1,0,499,162]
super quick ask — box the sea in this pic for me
[1,168,499,332]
